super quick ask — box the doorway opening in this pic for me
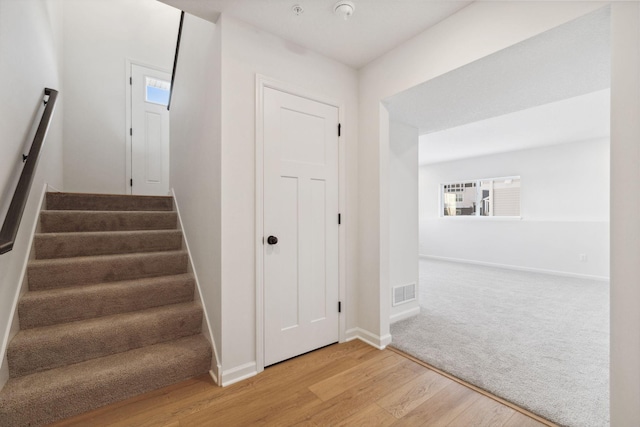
[126,62,171,196]
[385,7,611,426]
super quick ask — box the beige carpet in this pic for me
[391,258,609,427]
[0,192,212,427]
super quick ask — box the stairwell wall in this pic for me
[0,0,64,387]
[61,0,179,194]
[169,13,223,372]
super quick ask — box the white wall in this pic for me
[169,13,222,372]
[62,0,179,194]
[218,15,359,381]
[358,0,607,348]
[610,3,640,424]
[419,139,610,279]
[389,121,419,321]
[0,0,64,386]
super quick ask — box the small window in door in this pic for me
[145,77,171,106]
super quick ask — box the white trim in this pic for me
[255,76,265,373]
[125,59,171,196]
[390,306,420,324]
[337,87,347,346]
[208,370,219,386]
[0,183,48,389]
[345,328,392,350]
[45,183,63,193]
[255,74,347,374]
[172,189,222,385]
[221,362,258,387]
[420,254,610,282]
[0,353,8,389]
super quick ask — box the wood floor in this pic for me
[52,340,550,427]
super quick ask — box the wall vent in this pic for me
[392,283,416,306]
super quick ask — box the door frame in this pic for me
[125,59,172,195]
[255,74,347,373]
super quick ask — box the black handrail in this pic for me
[167,11,185,111]
[0,88,59,255]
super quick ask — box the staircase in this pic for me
[0,192,212,426]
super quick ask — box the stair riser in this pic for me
[47,192,173,211]
[28,252,188,291]
[8,305,203,378]
[0,336,212,427]
[40,211,178,233]
[19,276,195,329]
[34,231,183,259]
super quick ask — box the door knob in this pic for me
[267,235,278,245]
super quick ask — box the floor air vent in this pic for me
[393,283,416,306]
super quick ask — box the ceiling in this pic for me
[158,0,472,69]
[418,89,610,165]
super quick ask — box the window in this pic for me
[145,77,171,106]
[441,177,520,217]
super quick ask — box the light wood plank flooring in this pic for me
[52,340,551,426]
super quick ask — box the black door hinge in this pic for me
[130,77,132,85]
[130,179,133,187]
[130,128,133,136]
[338,123,341,137]
[338,213,341,225]
[338,301,342,313]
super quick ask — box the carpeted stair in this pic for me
[0,192,212,426]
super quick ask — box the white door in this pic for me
[131,64,171,196]
[263,87,340,366]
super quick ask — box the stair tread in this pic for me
[29,249,188,266]
[28,250,189,291]
[19,273,195,328]
[2,334,209,394]
[0,335,211,426]
[35,229,183,237]
[39,210,178,233]
[43,209,177,214]
[21,273,194,301]
[9,302,203,378]
[12,301,201,346]
[34,229,183,259]
[47,191,173,199]
[46,192,173,211]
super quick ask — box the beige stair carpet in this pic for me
[0,192,212,427]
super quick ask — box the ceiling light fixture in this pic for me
[334,1,355,20]
[291,4,304,16]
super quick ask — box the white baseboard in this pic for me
[221,361,258,387]
[420,254,610,282]
[45,183,63,193]
[390,306,420,324]
[345,328,392,350]
[208,367,221,386]
[0,183,48,391]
